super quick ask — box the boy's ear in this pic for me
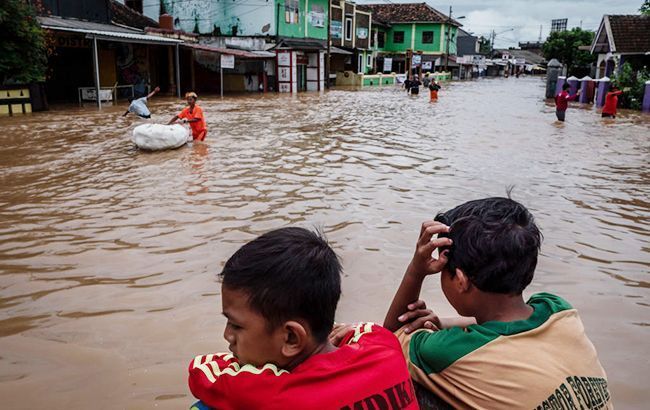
[281,321,308,358]
[455,268,472,293]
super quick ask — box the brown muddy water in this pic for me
[0,77,648,409]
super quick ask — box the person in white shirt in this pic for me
[123,86,160,119]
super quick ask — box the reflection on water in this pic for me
[0,78,648,408]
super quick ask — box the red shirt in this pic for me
[188,323,419,410]
[602,90,623,115]
[178,105,207,136]
[555,90,578,111]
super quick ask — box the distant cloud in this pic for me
[358,0,641,48]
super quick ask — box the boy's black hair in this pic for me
[562,83,570,90]
[435,197,542,294]
[220,227,342,342]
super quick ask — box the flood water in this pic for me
[0,77,648,409]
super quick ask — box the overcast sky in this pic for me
[359,0,643,48]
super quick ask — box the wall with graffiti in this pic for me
[141,0,275,36]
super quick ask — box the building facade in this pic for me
[365,3,461,76]
[329,1,372,76]
[131,0,328,92]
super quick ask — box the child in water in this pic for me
[168,92,207,141]
[554,83,580,122]
[188,228,418,410]
[384,197,612,409]
[428,80,441,101]
[122,86,160,119]
[601,85,623,118]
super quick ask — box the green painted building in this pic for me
[364,3,461,74]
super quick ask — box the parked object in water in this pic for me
[132,123,190,151]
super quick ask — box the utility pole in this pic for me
[445,6,452,71]
[490,29,495,55]
[538,25,542,42]
[326,0,331,89]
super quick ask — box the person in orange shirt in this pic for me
[601,86,623,118]
[168,92,207,141]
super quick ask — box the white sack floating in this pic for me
[132,124,190,151]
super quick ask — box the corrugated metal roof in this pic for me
[38,16,182,45]
[184,43,275,59]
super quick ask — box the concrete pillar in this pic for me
[579,76,592,104]
[595,77,610,108]
[555,76,566,96]
[168,46,175,94]
[92,36,101,108]
[642,80,650,113]
[545,59,562,98]
[567,76,579,95]
[605,60,614,77]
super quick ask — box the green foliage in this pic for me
[478,36,491,55]
[611,62,650,110]
[542,27,596,74]
[0,0,48,84]
[641,1,650,15]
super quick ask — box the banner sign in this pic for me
[331,21,342,39]
[221,54,235,69]
[383,57,392,72]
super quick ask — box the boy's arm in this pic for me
[146,86,160,100]
[384,221,451,332]
[396,299,476,333]
[122,110,130,117]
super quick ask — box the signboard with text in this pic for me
[331,21,342,39]
[220,54,235,69]
[383,57,392,72]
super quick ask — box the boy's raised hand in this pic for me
[398,299,441,334]
[407,221,452,278]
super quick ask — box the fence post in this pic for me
[642,80,650,113]
[595,77,610,108]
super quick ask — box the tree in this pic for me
[611,62,650,110]
[542,27,596,74]
[641,1,650,15]
[0,0,48,84]
[478,36,491,55]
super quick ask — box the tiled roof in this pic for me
[363,3,461,26]
[110,0,158,29]
[607,15,650,53]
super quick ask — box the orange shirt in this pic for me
[602,91,622,115]
[178,105,207,136]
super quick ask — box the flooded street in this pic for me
[0,77,648,409]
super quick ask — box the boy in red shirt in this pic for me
[188,227,418,410]
[554,83,580,122]
[168,92,207,141]
[601,86,623,118]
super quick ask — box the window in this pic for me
[422,31,433,44]
[377,31,385,48]
[358,54,363,72]
[345,18,353,41]
[367,54,372,69]
[285,0,299,24]
[393,31,404,44]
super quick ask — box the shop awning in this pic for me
[183,43,275,59]
[330,47,353,55]
[275,39,326,50]
[38,16,182,45]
